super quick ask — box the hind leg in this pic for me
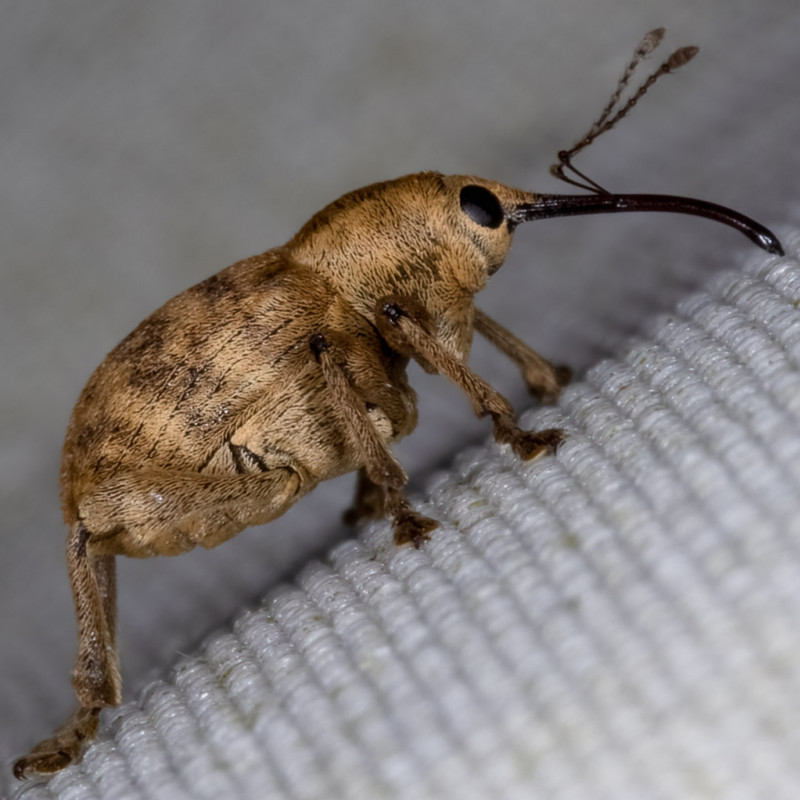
[70,531,121,709]
[15,465,303,779]
[14,527,119,779]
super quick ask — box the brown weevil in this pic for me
[14,28,783,779]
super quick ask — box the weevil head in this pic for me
[287,171,537,355]
[287,172,784,352]
[440,173,537,279]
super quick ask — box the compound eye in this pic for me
[460,185,504,229]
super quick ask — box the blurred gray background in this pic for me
[3,0,799,782]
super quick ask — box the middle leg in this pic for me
[311,332,437,547]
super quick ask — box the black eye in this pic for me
[460,185,504,229]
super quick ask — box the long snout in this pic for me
[508,192,783,256]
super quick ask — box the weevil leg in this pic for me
[376,296,565,461]
[343,467,387,525]
[13,524,119,779]
[311,333,437,547]
[384,487,438,548]
[69,538,120,709]
[15,464,304,778]
[473,308,571,402]
[342,471,436,547]
[13,707,100,779]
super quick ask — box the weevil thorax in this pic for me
[286,172,536,359]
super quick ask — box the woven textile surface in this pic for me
[14,239,800,799]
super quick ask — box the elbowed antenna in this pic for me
[532,29,785,257]
[509,193,785,256]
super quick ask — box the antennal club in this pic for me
[551,28,699,193]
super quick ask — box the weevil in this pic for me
[15,29,783,779]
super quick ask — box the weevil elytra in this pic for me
[15,29,783,779]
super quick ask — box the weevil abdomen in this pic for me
[61,249,418,557]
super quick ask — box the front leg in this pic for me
[474,308,571,402]
[375,296,565,461]
[310,333,437,547]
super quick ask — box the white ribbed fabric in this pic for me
[15,235,800,800]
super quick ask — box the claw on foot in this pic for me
[513,427,565,460]
[528,364,573,404]
[393,510,438,548]
[493,415,565,461]
[13,707,100,780]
